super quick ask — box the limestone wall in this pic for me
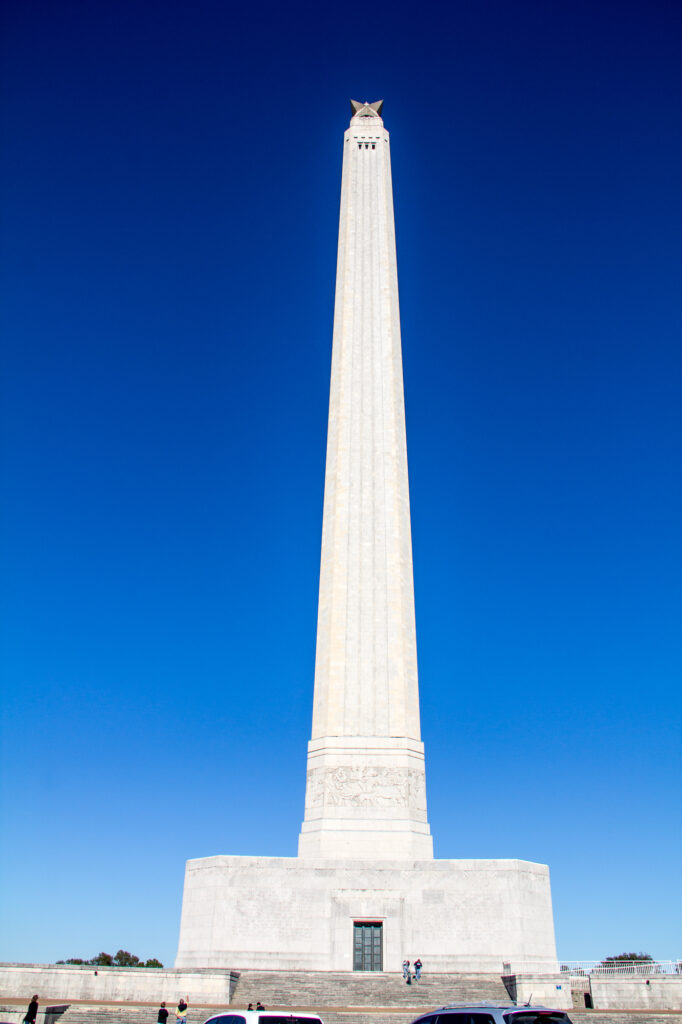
[503,973,572,1010]
[0,964,238,1005]
[590,975,682,1010]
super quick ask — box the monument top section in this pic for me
[349,99,384,120]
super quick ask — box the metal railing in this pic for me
[563,960,681,977]
[503,959,682,977]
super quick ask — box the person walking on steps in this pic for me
[402,959,410,980]
[158,1002,169,1024]
[414,958,422,981]
[23,995,39,1024]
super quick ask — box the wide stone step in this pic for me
[2,1002,682,1024]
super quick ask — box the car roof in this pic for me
[422,1006,559,1013]
[204,1014,324,1022]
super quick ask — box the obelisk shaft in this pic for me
[298,103,433,860]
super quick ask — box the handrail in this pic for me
[503,959,682,977]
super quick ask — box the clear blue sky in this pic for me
[1,0,680,969]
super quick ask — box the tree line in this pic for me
[600,953,653,965]
[56,950,163,968]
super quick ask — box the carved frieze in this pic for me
[305,765,427,811]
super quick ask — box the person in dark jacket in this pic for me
[158,1002,169,1024]
[24,996,39,1024]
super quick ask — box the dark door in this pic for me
[353,921,382,971]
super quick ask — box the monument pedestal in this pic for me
[175,854,559,972]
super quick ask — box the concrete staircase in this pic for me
[231,971,510,1008]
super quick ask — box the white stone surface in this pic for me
[175,855,559,972]
[509,974,573,1010]
[589,975,682,1011]
[299,102,432,861]
[0,963,236,1004]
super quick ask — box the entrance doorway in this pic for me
[353,921,383,971]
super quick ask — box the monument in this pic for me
[175,101,559,974]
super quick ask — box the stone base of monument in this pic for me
[175,855,559,977]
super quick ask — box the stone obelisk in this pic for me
[298,100,432,860]
[175,102,560,978]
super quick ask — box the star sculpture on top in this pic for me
[350,99,384,117]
